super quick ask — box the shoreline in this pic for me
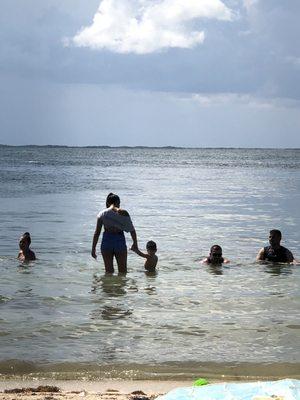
[0,379,193,400]
[1,378,299,400]
[1,361,299,381]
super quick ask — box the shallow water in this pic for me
[0,147,299,379]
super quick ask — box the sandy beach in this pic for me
[0,380,195,400]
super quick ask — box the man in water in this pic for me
[256,229,294,263]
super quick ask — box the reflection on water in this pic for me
[206,265,224,275]
[143,285,157,295]
[17,263,35,272]
[145,270,158,278]
[0,148,299,373]
[93,274,139,296]
[100,306,132,320]
[92,274,130,297]
[90,274,135,321]
[261,262,293,276]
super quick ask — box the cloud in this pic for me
[69,0,234,54]
[189,93,300,109]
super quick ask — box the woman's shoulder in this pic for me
[117,209,130,217]
[97,207,110,218]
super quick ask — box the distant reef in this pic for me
[0,144,184,149]
[0,144,299,150]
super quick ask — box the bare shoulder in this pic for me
[256,247,265,260]
[223,258,230,264]
[201,258,208,264]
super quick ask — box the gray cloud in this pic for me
[0,0,299,146]
[1,75,299,147]
[0,1,299,99]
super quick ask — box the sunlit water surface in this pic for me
[0,147,299,379]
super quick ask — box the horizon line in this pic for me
[0,144,299,150]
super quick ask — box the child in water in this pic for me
[18,232,36,262]
[201,245,229,265]
[132,240,158,272]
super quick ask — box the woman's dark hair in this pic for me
[106,193,120,208]
[23,232,31,245]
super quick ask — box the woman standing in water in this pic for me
[91,193,138,274]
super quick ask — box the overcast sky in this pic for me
[0,0,299,147]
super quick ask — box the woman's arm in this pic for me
[130,229,138,251]
[91,217,103,259]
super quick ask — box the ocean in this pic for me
[0,146,299,380]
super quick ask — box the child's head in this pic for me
[19,232,31,250]
[146,240,157,255]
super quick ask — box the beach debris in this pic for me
[131,391,146,396]
[4,385,60,394]
[130,390,150,400]
[193,378,209,386]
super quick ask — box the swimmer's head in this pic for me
[106,193,120,208]
[19,232,31,250]
[146,240,157,255]
[209,245,223,263]
[269,229,282,247]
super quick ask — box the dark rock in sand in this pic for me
[4,385,60,394]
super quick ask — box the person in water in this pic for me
[132,240,158,272]
[201,245,229,265]
[256,229,294,263]
[91,193,138,274]
[18,232,36,262]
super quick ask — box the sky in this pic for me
[0,0,299,147]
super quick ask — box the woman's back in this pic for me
[98,207,134,233]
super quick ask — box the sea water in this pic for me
[0,146,299,379]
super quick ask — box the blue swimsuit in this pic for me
[98,208,134,254]
[101,231,127,253]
